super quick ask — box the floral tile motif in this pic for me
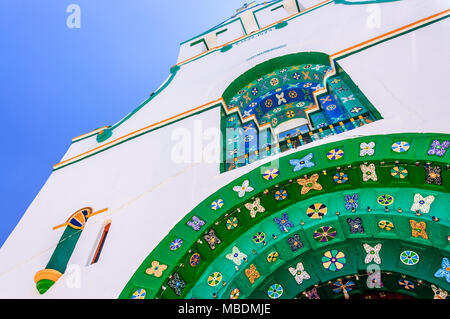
[204,229,221,250]
[326,148,344,160]
[410,193,435,214]
[245,264,260,285]
[170,238,183,251]
[297,173,323,195]
[288,262,310,285]
[378,220,394,230]
[263,168,279,180]
[288,234,303,252]
[264,252,278,264]
[274,212,294,232]
[431,284,448,299]
[400,250,420,266]
[363,243,382,264]
[252,232,266,244]
[410,220,428,239]
[428,140,449,157]
[267,283,283,299]
[392,141,410,153]
[145,261,167,278]
[289,153,315,172]
[313,226,337,242]
[187,216,205,231]
[168,273,185,296]
[345,194,358,210]
[245,197,266,218]
[347,217,364,234]
[377,194,394,206]
[332,279,355,294]
[425,165,442,185]
[274,189,288,201]
[131,288,146,299]
[226,217,239,230]
[398,279,415,290]
[391,166,408,179]
[306,203,328,219]
[304,287,320,299]
[226,246,247,266]
[333,171,348,184]
[322,250,346,272]
[360,163,377,182]
[229,288,240,299]
[211,199,224,210]
[207,272,222,287]
[189,253,201,267]
[434,258,450,283]
[233,179,254,197]
[360,142,375,156]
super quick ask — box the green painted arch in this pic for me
[186,187,449,299]
[119,132,450,299]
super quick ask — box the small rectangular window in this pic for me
[90,221,111,265]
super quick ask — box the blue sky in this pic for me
[0,0,249,247]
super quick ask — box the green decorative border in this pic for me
[119,132,450,299]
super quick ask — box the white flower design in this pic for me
[233,180,254,198]
[431,284,448,299]
[226,246,247,266]
[360,163,378,182]
[410,193,435,214]
[244,197,265,218]
[288,262,310,285]
[363,243,382,264]
[360,142,375,157]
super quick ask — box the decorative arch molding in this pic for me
[119,132,450,299]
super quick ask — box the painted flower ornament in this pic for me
[425,165,442,185]
[233,179,254,197]
[304,287,320,299]
[245,264,260,284]
[289,153,315,172]
[428,140,450,157]
[226,246,247,266]
[288,234,303,252]
[297,173,323,195]
[431,284,448,299]
[363,243,382,264]
[187,216,205,231]
[245,197,265,218]
[434,258,450,283]
[210,199,224,210]
[274,212,294,232]
[360,163,377,182]
[345,194,358,210]
[410,193,435,214]
[306,203,328,219]
[333,171,348,184]
[145,261,167,278]
[204,229,221,250]
[131,289,146,299]
[332,279,355,294]
[262,168,279,180]
[288,262,310,285]
[347,217,364,234]
[360,142,375,156]
[322,250,346,272]
[168,273,185,296]
[410,220,428,239]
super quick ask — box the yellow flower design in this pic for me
[297,173,323,195]
[145,261,167,278]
